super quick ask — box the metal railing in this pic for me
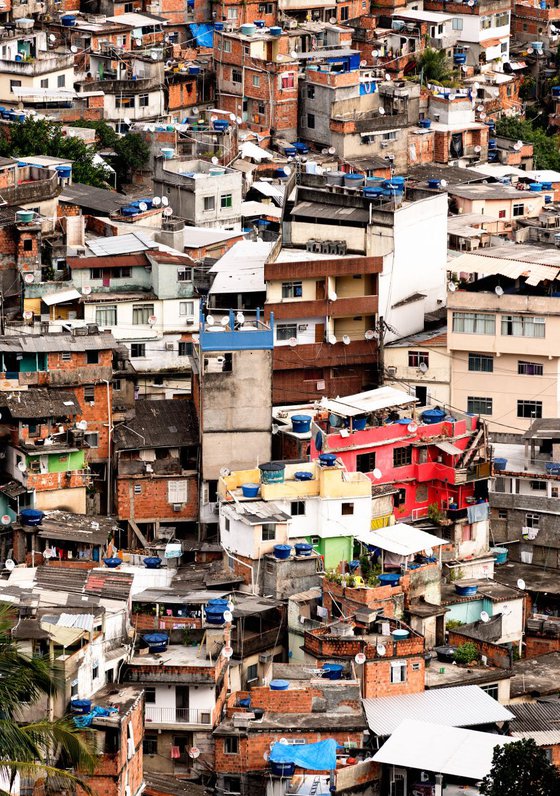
[145,706,212,725]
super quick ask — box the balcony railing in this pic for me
[145,706,212,726]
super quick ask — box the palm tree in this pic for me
[417,48,453,84]
[0,604,95,795]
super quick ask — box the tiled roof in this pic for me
[114,399,199,450]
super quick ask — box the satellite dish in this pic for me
[290,50,298,59]
[407,422,418,433]
[152,196,161,207]
[70,45,78,54]
[288,337,298,347]
[24,273,34,284]
[236,116,242,124]
[206,315,215,326]
[328,290,338,301]
[219,467,231,477]
[479,112,486,119]
[474,145,482,153]
[360,60,367,68]
[495,285,504,296]
[0,515,11,526]
[372,468,382,479]
[376,643,386,656]
[372,50,379,58]
[163,207,173,217]
[161,196,169,206]
[418,361,428,373]
[513,142,522,151]
[151,50,159,61]
[355,652,366,665]
[279,737,289,745]
[5,559,15,571]
[527,47,534,55]
[365,329,375,340]
[77,420,88,430]
[123,118,132,128]
[17,461,27,472]
[517,578,526,590]
[210,115,217,123]
[49,34,56,42]
[283,165,292,176]
[236,312,245,324]
[23,310,33,320]
[378,107,386,115]
[220,316,229,327]
[263,752,269,762]
[223,610,233,623]
[211,156,219,165]
[440,179,448,188]
[385,73,391,81]
[448,282,457,292]
[82,285,92,295]
[138,202,148,212]
[43,548,53,559]
[272,423,280,435]
[135,38,142,47]
[342,335,351,345]
[148,315,158,325]
[222,645,233,658]
[329,16,336,23]
[227,601,234,612]
[188,747,200,759]
[229,113,236,122]
[328,147,336,155]
[480,611,490,623]
[328,334,337,345]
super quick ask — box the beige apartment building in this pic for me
[448,249,560,432]
[384,325,450,408]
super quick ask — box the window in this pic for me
[517,400,543,419]
[90,268,103,280]
[223,39,232,53]
[408,351,429,368]
[480,683,499,700]
[71,681,78,698]
[390,661,406,684]
[204,196,215,211]
[282,281,303,298]
[468,353,493,372]
[224,737,239,755]
[258,101,265,116]
[498,209,506,219]
[467,396,493,415]
[498,510,507,520]
[179,301,195,317]
[116,95,134,108]
[168,480,188,504]
[41,78,48,88]
[277,323,298,341]
[382,131,397,141]
[232,68,242,83]
[262,523,276,541]
[259,2,273,11]
[10,80,22,93]
[501,42,508,54]
[92,663,99,680]
[113,379,121,391]
[341,502,354,515]
[220,194,233,209]
[281,73,295,90]
[143,735,158,755]
[86,350,98,365]
[252,74,260,87]
[393,446,412,467]
[525,513,540,528]
[145,687,156,704]
[356,452,376,473]
[246,663,258,682]
[518,361,543,376]
[513,203,524,217]
[452,18,463,30]
[223,776,241,794]
[133,304,154,325]
[462,524,474,542]
[452,312,495,334]
[177,267,192,282]
[139,94,149,107]
[84,385,95,404]
[227,7,238,18]
[61,352,72,361]
[23,239,33,252]
[481,15,492,29]
[495,11,509,26]
[307,85,315,100]
[307,113,315,129]
[530,480,547,491]
[502,315,545,338]
[84,432,99,448]
[291,501,305,516]
[131,343,146,358]
[178,342,193,357]
[340,6,349,20]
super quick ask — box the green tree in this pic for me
[496,117,560,171]
[114,133,150,184]
[417,48,453,84]
[0,604,94,794]
[480,738,560,796]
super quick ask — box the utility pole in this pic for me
[377,315,386,387]
[0,290,4,336]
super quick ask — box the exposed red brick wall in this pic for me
[115,474,198,522]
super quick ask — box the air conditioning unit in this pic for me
[387,366,397,376]
[186,316,195,324]
[173,503,182,512]
[165,342,174,351]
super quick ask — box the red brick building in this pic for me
[113,399,199,547]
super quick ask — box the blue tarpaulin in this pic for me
[189,24,213,49]
[269,739,337,771]
[73,705,118,728]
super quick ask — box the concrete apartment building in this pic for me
[448,247,560,432]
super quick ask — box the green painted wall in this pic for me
[26,449,85,473]
[0,494,16,524]
[308,535,353,570]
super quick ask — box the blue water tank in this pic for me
[529,182,542,192]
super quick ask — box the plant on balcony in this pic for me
[428,502,444,523]
[453,642,480,665]
[446,619,464,630]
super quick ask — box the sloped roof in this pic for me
[113,399,198,450]
[0,389,79,419]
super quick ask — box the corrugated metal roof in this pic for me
[85,570,134,601]
[0,333,117,353]
[508,701,560,744]
[355,523,444,556]
[372,720,513,779]
[363,685,513,736]
[450,249,560,285]
[291,201,370,223]
[222,501,291,526]
[42,289,82,306]
[250,180,284,202]
[319,386,416,417]
[87,232,158,257]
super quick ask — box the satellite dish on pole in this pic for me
[495,285,504,296]
[376,643,386,657]
[5,559,15,571]
[328,334,337,345]
[152,196,162,207]
[480,611,490,623]
[163,207,173,216]
[448,282,457,292]
[222,645,233,658]
[365,329,375,340]
[206,315,215,326]
[407,422,418,434]
[188,747,200,759]
[378,107,386,116]
[372,468,383,480]
[223,610,233,623]
[138,201,148,212]
[355,652,366,665]
[17,461,27,472]
[82,285,92,295]
[328,147,336,155]
[517,578,526,590]
[161,196,169,206]
[70,45,78,54]
[1,515,11,526]
[342,335,351,345]
[418,361,428,374]
[24,273,34,284]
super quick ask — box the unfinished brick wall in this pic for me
[115,474,198,522]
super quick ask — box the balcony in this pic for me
[416,460,491,485]
[78,75,161,94]
[231,625,283,658]
[145,706,212,728]
[0,53,75,76]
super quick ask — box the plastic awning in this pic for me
[355,523,444,556]
[269,739,337,771]
[42,289,82,306]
